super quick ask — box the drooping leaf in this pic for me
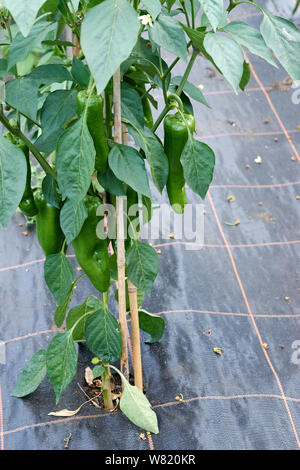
[46,331,78,404]
[56,116,95,203]
[98,168,126,196]
[108,144,151,198]
[81,0,140,93]
[203,33,244,92]
[66,297,99,342]
[139,0,161,19]
[116,369,159,434]
[239,61,251,91]
[221,21,277,67]
[126,241,159,294]
[138,309,165,343]
[85,305,122,363]
[180,136,215,199]
[199,0,225,31]
[171,76,209,107]
[60,199,87,244]
[121,82,144,129]
[6,78,38,122]
[11,349,47,397]
[260,12,300,80]
[8,21,56,70]
[42,174,60,209]
[149,12,187,60]
[126,125,168,194]
[71,57,91,88]
[4,0,47,37]
[54,282,76,328]
[35,89,77,153]
[0,135,27,227]
[44,253,74,305]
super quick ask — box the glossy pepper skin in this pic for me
[72,195,110,293]
[77,90,109,174]
[34,190,65,256]
[17,141,38,217]
[164,112,195,214]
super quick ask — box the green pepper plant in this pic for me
[0,0,300,435]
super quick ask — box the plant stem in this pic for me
[102,364,114,410]
[113,68,129,384]
[176,48,198,96]
[0,111,57,180]
[190,0,195,29]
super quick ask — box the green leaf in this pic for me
[117,371,159,434]
[93,365,105,378]
[126,241,159,294]
[8,21,56,70]
[71,57,91,88]
[199,0,224,31]
[56,116,95,203]
[138,309,165,343]
[85,305,122,363]
[35,89,77,153]
[121,82,144,130]
[98,168,126,196]
[4,0,48,37]
[203,33,244,92]
[108,144,151,198]
[149,12,187,61]
[221,21,277,67]
[81,0,140,93]
[42,174,60,209]
[46,331,78,403]
[126,125,168,194]
[171,76,210,107]
[260,12,300,80]
[66,297,98,342]
[142,195,152,225]
[11,349,47,397]
[44,253,74,305]
[239,61,251,92]
[28,64,74,85]
[180,136,215,199]
[60,199,87,244]
[0,135,27,228]
[139,0,161,19]
[54,282,76,328]
[6,78,38,122]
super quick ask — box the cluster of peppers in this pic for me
[11,66,196,294]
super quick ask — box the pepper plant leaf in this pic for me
[199,0,225,31]
[56,116,95,203]
[0,135,27,228]
[138,309,165,343]
[85,305,122,363]
[11,349,47,398]
[60,199,88,244]
[44,253,74,305]
[6,78,38,123]
[108,143,151,198]
[260,12,300,80]
[3,0,48,37]
[149,12,187,60]
[180,135,215,199]
[126,241,159,294]
[81,0,140,94]
[46,331,78,404]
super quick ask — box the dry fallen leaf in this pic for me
[139,433,146,441]
[203,329,212,337]
[85,366,94,386]
[262,343,269,350]
[214,347,223,355]
[224,219,240,226]
[22,231,28,236]
[169,232,175,239]
[157,249,162,255]
[227,195,235,203]
[284,296,290,301]
[49,395,99,417]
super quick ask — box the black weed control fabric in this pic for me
[1,0,300,450]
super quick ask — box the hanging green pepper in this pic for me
[72,195,110,293]
[34,189,65,256]
[77,90,109,174]
[164,112,195,214]
[17,141,38,217]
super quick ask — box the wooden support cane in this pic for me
[122,125,143,391]
[113,69,129,382]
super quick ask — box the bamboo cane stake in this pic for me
[122,125,143,390]
[114,69,129,381]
